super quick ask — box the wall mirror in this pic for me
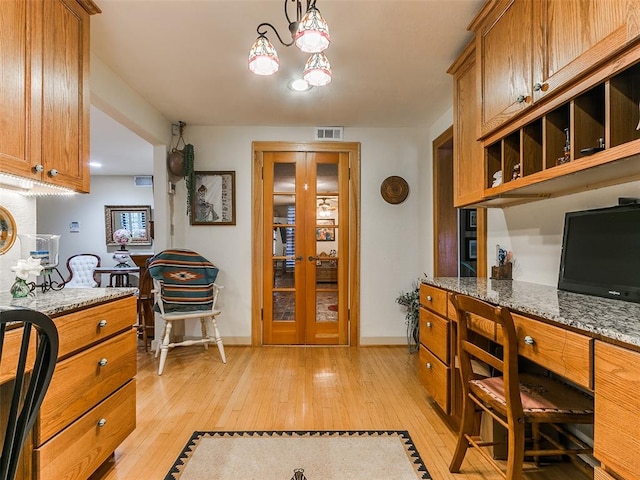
[0,205,17,255]
[105,205,152,246]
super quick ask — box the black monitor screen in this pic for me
[558,204,640,303]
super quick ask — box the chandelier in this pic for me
[248,0,332,87]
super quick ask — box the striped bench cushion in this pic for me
[148,249,219,313]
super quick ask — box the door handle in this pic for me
[308,256,318,261]
[295,256,303,262]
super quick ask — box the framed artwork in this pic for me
[466,238,477,260]
[316,219,335,241]
[191,171,236,225]
[467,209,477,229]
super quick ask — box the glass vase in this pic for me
[10,277,32,298]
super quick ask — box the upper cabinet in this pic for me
[454,0,640,208]
[471,0,640,138]
[448,41,484,207]
[0,0,100,193]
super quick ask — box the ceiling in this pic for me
[88,0,483,175]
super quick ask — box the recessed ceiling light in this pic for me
[288,78,312,92]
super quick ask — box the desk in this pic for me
[95,266,140,287]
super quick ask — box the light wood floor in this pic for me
[94,344,590,480]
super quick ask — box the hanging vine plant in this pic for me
[183,143,195,216]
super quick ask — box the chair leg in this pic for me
[200,317,209,350]
[157,321,173,375]
[209,316,226,363]
[449,394,477,473]
[532,421,541,466]
[505,418,525,480]
[155,321,168,358]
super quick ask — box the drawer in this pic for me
[512,313,592,389]
[419,307,449,364]
[54,296,137,359]
[37,330,137,444]
[419,284,447,317]
[35,380,136,480]
[0,325,35,385]
[419,344,450,414]
[594,342,640,480]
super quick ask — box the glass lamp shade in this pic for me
[294,6,330,53]
[303,52,332,86]
[248,35,280,75]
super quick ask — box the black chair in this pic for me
[0,309,58,480]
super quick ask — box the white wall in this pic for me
[0,191,37,291]
[165,126,427,344]
[36,176,154,282]
[487,179,640,285]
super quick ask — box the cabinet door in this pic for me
[0,0,41,181]
[533,0,640,103]
[40,0,91,192]
[594,341,640,480]
[450,43,485,206]
[478,0,533,136]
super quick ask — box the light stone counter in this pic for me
[0,287,137,317]
[423,277,640,350]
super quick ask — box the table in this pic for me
[94,266,140,287]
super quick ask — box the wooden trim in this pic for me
[251,142,361,347]
[432,126,456,277]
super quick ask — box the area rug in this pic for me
[165,430,432,480]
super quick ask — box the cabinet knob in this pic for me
[426,322,432,328]
[516,94,527,104]
[98,319,107,328]
[426,295,432,302]
[426,362,432,369]
[523,335,535,346]
[48,169,58,177]
[33,164,44,173]
[98,358,108,367]
[97,418,107,427]
[533,82,547,92]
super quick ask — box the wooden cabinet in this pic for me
[32,295,137,480]
[448,41,485,207]
[473,0,534,136]
[594,341,640,480]
[418,284,451,414]
[456,0,640,208]
[0,0,99,193]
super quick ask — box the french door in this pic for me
[261,150,349,345]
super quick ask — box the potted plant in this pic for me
[396,280,421,353]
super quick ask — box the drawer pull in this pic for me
[426,295,433,302]
[524,335,535,346]
[516,94,527,104]
[426,322,432,328]
[98,358,108,367]
[98,319,108,328]
[97,418,107,427]
[426,362,432,369]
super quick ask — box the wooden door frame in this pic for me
[432,128,487,277]
[252,141,361,347]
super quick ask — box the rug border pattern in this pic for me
[165,430,432,480]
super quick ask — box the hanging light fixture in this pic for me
[248,0,332,85]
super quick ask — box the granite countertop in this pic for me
[0,287,137,317]
[422,277,640,349]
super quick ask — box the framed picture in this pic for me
[467,209,477,229]
[466,238,477,260]
[191,171,236,225]
[316,219,335,241]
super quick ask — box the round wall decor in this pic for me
[380,176,409,204]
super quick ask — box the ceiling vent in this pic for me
[314,126,344,141]
[134,175,153,187]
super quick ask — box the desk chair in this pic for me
[136,268,154,352]
[148,249,226,375]
[64,254,100,288]
[449,294,594,479]
[0,309,58,480]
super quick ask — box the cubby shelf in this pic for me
[479,58,640,207]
